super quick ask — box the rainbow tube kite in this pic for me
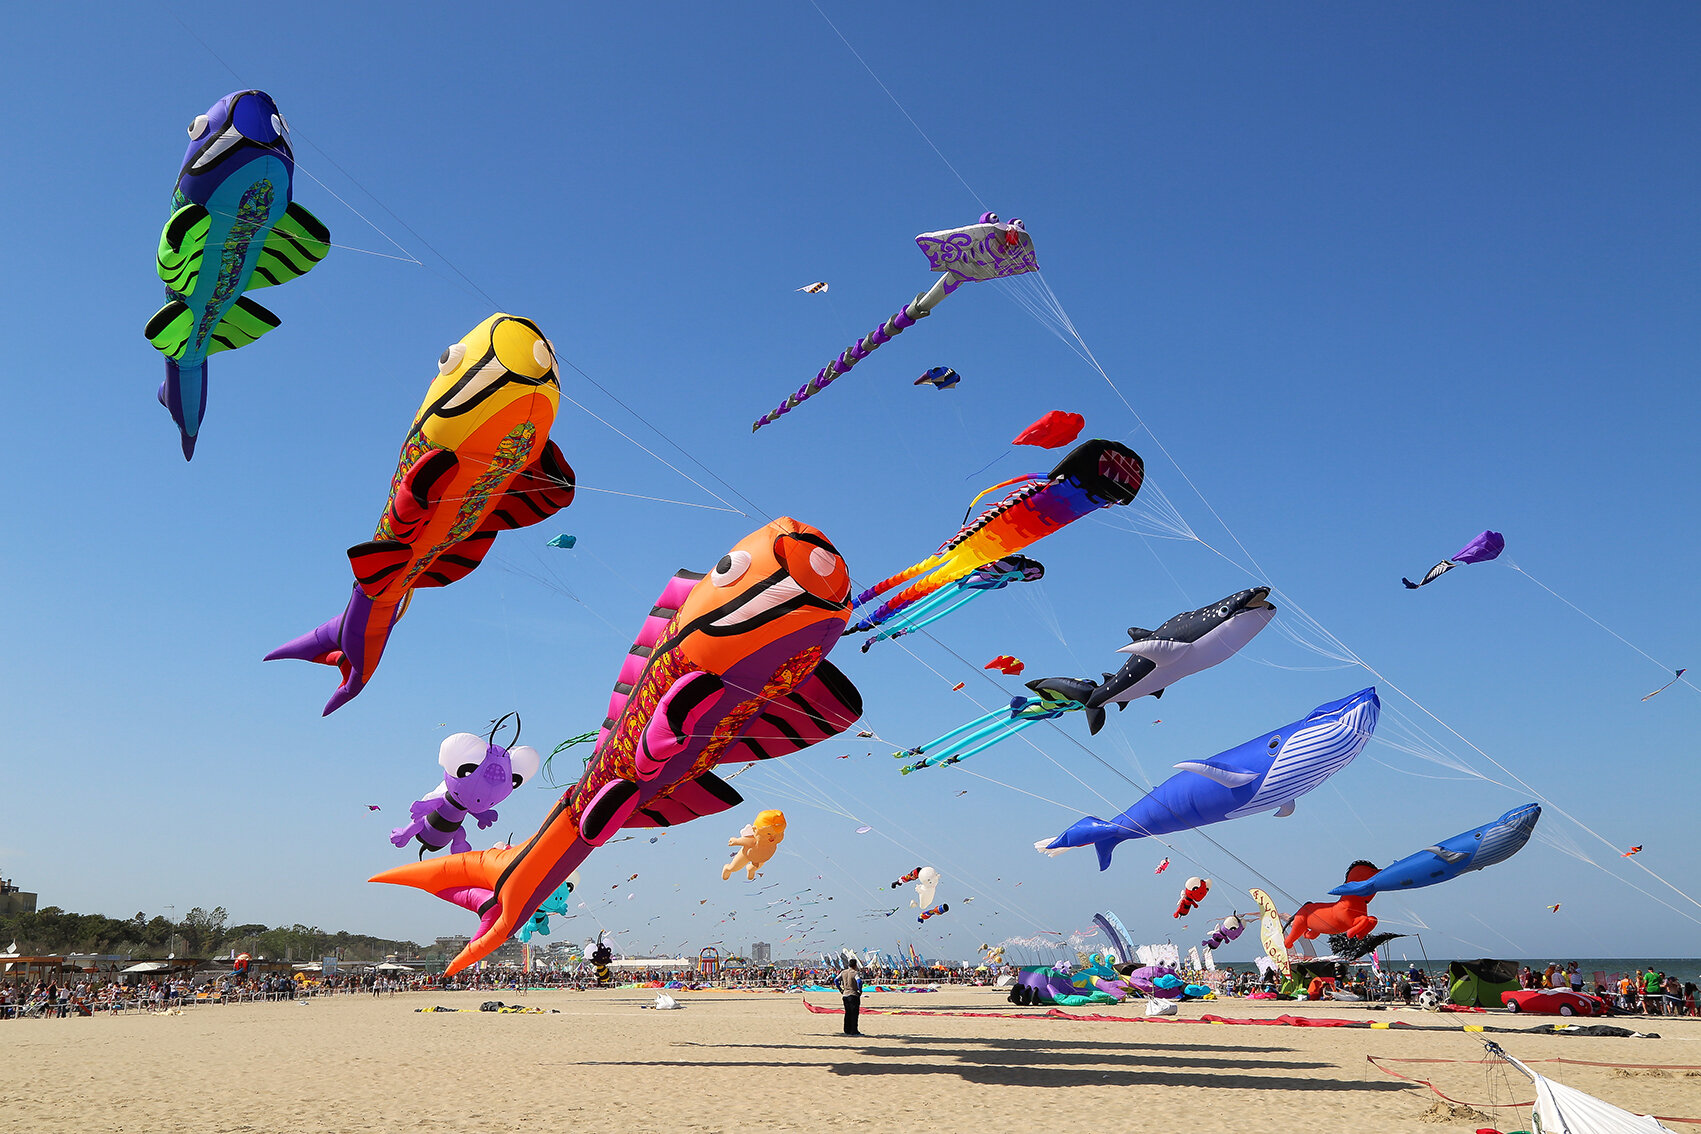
[847,440,1143,637]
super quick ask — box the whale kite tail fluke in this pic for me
[1401,577,1419,590]
[157,357,208,461]
[1035,817,1128,870]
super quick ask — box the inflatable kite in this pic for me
[1036,688,1381,869]
[753,213,1037,430]
[1012,411,1085,450]
[1203,915,1245,950]
[1623,845,1643,857]
[848,439,1143,638]
[1285,861,1380,947]
[1154,857,1169,874]
[890,867,922,889]
[146,89,330,459]
[897,676,1093,774]
[917,903,949,923]
[722,809,787,880]
[910,867,941,909]
[230,952,251,977]
[1174,877,1210,918]
[1329,803,1541,897]
[796,282,829,294]
[1403,530,1504,589]
[516,871,580,943]
[547,534,576,549]
[371,517,862,974]
[1079,588,1276,712]
[984,655,1025,676]
[390,722,542,855]
[855,555,1043,653]
[267,314,576,713]
[915,366,960,389]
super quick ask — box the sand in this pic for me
[5,989,1701,1133]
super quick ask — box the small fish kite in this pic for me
[796,282,829,294]
[547,534,577,549]
[1623,845,1643,857]
[984,655,1025,676]
[1547,903,1562,913]
[847,440,1143,639]
[915,366,960,389]
[1328,803,1540,897]
[1642,670,1686,701]
[753,213,1037,430]
[146,90,330,459]
[1012,411,1085,450]
[1403,530,1504,589]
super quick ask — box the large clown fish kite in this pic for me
[753,213,1037,431]
[267,314,575,713]
[847,440,1143,639]
[145,90,330,459]
[372,518,863,973]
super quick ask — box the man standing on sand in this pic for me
[837,957,863,1037]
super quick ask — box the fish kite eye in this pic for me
[438,343,467,375]
[271,112,287,137]
[711,550,751,587]
[188,114,209,139]
[808,546,836,578]
[532,339,554,371]
[456,762,480,777]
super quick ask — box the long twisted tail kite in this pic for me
[846,440,1143,638]
[752,213,1037,431]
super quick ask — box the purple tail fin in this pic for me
[160,357,207,461]
[265,583,387,715]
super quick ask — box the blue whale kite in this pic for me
[1036,688,1380,870]
[1328,803,1541,897]
[144,90,329,459]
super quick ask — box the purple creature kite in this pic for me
[1403,530,1504,589]
[751,213,1037,430]
[390,716,540,856]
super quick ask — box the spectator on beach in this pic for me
[1567,963,1583,993]
[837,957,863,1037]
[1644,969,1663,1015]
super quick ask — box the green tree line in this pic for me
[2,905,427,961]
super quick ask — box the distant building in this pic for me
[751,942,771,964]
[433,935,471,955]
[0,878,37,917]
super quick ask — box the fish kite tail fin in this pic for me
[370,844,530,975]
[1085,704,1107,736]
[158,357,208,461]
[265,583,395,715]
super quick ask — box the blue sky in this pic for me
[3,1,1697,963]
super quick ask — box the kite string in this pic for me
[1504,557,1696,697]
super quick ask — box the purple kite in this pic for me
[1403,530,1504,589]
[751,213,1037,431]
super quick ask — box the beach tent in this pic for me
[1449,959,1520,1007]
[1487,1042,1674,1131]
[374,963,414,972]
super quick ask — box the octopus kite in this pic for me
[372,518,862,973]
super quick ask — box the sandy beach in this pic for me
[5,988,1700,1133]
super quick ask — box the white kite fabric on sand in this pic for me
[1490,1044,1674,1133]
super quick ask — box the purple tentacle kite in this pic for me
[751,213,1038,431]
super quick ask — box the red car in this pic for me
[1501,988,1610,1016]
